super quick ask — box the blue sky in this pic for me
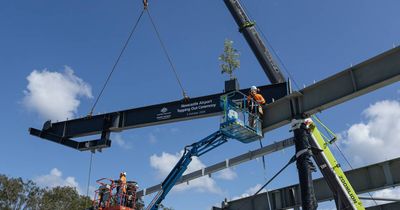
[1,0,400,209]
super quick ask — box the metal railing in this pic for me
[220,91,263,138]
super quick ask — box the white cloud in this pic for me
[34,168,97,198]
[23,66,92,121]
[88,186,97,199]
[34,168,81,192]
[339,100,400,165]
[216,168,237,180]
[362,187,400,207]
[113,134,132,149]
[149,151,222,194]
[232,184,266,200]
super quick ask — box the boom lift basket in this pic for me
[92,178,140,210]
[220,91,263,143]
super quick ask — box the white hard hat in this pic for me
[251,86,257,91]
[121,171,127,176]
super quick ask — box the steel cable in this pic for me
[241,1,301,90]
[89,10,145,115]
[146,9,188,99]
[85,152,94,207]
[313,114,378,206]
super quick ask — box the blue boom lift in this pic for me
[146,91,263,210]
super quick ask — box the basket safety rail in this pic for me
[220,90,263,143]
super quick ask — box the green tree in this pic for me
[0,174,27,210]
[24,180,44,210]
[0,174,90,210]
[39,186,89,210]
[219,39,240,79]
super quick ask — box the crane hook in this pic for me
[143,0,148,10]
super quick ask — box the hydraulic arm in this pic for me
[145,91,263,209]
[146,131,228,210]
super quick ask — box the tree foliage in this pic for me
[40,186,90,210]
[219,39,240,79]
[0,174,90,210]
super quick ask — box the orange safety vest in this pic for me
[120,176,127,193]
[247,93,266,105]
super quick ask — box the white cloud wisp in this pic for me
[216,168,237,181]
[34,168,97,198]
[23,66,92,121]
[232,184,266,200]
[362,187,400,207]
[34,168,80,192]
[149,151,222,194]
[113,134,132,149]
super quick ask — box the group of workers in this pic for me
[96,172,140,209]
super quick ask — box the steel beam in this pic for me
[365,202,400,210]
[263,46,400,132]
[360,197,400,202]
[213,157,400,210]
[213,201,400,210]
[137,137,295,197]
[29,83,287,148]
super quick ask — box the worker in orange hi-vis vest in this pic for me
[117,172,127,206]
[247,86,266,127]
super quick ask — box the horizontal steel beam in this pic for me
[263,46,400,132]
[215,157,400,210]
[137,137,295,197]
[29,83,287,150]
[359,196,400,202]
[365,201,400,210]
[213,200,400,210]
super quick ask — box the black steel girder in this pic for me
[29,83,288,151]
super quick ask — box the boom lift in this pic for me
[92,178,143,210]
[145,91,263,210]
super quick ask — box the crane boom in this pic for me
[223,0,286,84]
